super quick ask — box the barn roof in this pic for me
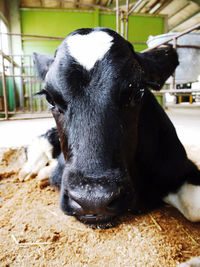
[20,0,200,32]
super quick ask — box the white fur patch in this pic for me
[66,31,113,70]
[179,257,200,267]
[19,136,57,182]
[163,183,200,222]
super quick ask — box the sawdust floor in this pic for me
[0,146,200,267]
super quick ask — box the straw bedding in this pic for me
[0,146,200,266]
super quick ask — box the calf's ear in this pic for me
[33,52,54,80]
[136,46,179,90]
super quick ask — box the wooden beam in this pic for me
[137,0,148,12]
[189,0,200,5]
[154,0,173,14]
[106,0,113,7]
[20,2,114,10]
[142,0,159,13]
[128,0,145,16]
[109,0,136,9]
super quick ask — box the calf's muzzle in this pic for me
[60,169,133,223]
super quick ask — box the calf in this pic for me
[33,27,200,226]
[19,127,60,187]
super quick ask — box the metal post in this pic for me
[34,69,37,112]
[0,30,9,120]
[20,55,24,112]
[39,82,42,112]
[120,11,125,38]
[11,55,17,112]
[125,0,129,40]
[171,37,177,89]
[116,0,120,33]
[1,51,9,120]
[29,55,33,112]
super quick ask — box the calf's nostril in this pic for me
[66,184,128,216]
[106,190,127,213]
[106,196,123,212]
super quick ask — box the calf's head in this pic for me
[34,28,178,226]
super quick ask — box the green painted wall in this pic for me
[128,15,164,51]
[20,10,165,54]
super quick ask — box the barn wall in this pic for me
[20,9,165,54]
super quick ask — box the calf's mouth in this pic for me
[76,214,118,229]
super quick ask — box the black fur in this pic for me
[33,27,200,226]
[134,89,200,211]
[50,153,65,187]
[33,52,54,80]
[136,45,179,90]
[41,127,61,158]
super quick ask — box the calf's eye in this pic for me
[36,88,55,108]
[45,92,55,107]
[35,88,64,113]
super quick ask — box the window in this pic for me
[0,19,9,54]
[0,19,11,75]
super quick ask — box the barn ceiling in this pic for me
[20,0,200,32]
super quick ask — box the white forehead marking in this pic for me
[66,31,113,70]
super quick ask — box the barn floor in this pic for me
[0,106,200,266]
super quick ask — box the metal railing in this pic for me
[114,0,200,105]
[0,52,49,120]
[0,31,67,120]
[143,23,200,99]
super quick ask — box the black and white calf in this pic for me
[32,27,200,226]
[19,127,61,187]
